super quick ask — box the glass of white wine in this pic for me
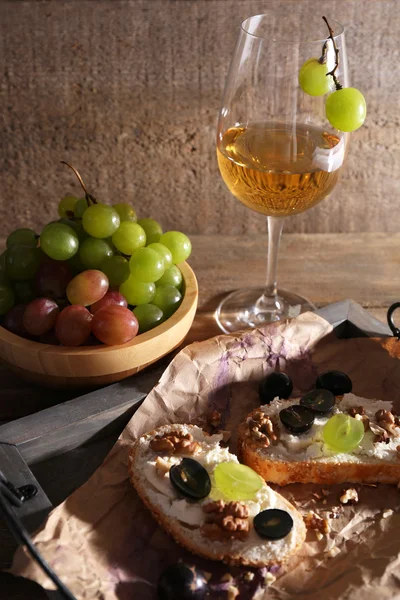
[215,13,350,333]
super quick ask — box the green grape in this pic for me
[119,276,156,305]
[156,265,183,289]
[214,462,263,501]
[326,87,367,132]
[151,284,182,318]
[159,231,192,264]
[58,218,87,242]
[40,223,79,261]
[6,246,41,280]
[101,255,130,287]
[79,237,114,269]
[13,280,35,302]
[68,250,86,274]
[6,228,38,249]
[298,57,332,96]
[323,413,364,452]
[0,250,7,274]
[133,303,164,333]
[58,195,78,218]
[0,284,15,315]
[82,203,120,239]
[112,222,146,255]
[147,243,173,270]
[138,218,163,244]
[74,197,89,218]
[129,247,165,283]
[114,202,137,223]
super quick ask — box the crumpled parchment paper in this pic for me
[10,313,400,599]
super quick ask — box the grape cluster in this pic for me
[0,185,192,347]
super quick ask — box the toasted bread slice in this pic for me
[129,424,306,567]
[238,393,400,485]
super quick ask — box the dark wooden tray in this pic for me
[0,300,391,573]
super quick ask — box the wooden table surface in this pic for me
[0,232,398,598]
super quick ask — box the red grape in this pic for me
[23,298,59,336]
[35,260,73,300]
[2,304,28,336]
[55,305,93,346]
[92,305,138,345]
[66,270,109,306]
[91,291,128,314]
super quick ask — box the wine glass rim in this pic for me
[240,14,345,44]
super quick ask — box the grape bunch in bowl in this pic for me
[0,164,192,347]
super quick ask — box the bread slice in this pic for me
[238,393,400,485]
[129,424,306,567]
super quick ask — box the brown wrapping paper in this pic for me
[10,313,400,599]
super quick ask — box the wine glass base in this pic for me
[215,288,316,334]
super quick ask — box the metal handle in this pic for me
[387,303,400,339]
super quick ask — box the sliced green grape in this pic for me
[101,255,130,287]
[159,231,192,264]
[129,247,165,283]
[326,87,367,132]
[82,204,120,239]
[6,228,38,249]
[147,243,173,270]
[299,57,332,96]
[79,237,114,269]
[151,284,182,318]
[0,284,15,315]
[40,223,79,261]
[114,202,137,223]
[156,265,183,289]
[214,462,263,501]
[323,413,364,452]
[138,218,163,244]
[74,197,90,218]
[133,303,164,333]
[112,222,146,255]
[58,195,78,218]
[6,246,41,280]
[119,276,156,305]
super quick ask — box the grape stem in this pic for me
[322,16,342,90]
[60,161,98,206]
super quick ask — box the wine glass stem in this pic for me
[257,216,284,313]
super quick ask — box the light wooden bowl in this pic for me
[0,262,198,388]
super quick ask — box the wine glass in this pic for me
[215,13,349,333]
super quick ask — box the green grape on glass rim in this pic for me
[79,237,114,269]
[114,202,137,223]
[299,57,332,97]
[138,218,163,245]
[129,247,165,283]
[151,284,182,318]
[0,284,15,315]
[323,413,364,452]
[6,228,38,249]
[133,303,163,333]
[213,462,263,501]
[119,276,156,306]
[74,197,89,219]
[6,246,41,280]
[40,223,79,261]
[58,195,78,218]
[326,87,366,132]
[112,222,146,255]
[156,265,183,289]
[159,231,192,264]
[82,203,120,239]
[147,243,173,270]
[101,255,130,287]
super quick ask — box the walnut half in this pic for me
[201,500,249,541]
[150,430,200,455]
[247,410,278,447]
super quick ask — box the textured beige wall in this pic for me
[0,0,398,236]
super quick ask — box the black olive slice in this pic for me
[169,458,211,500]
[300,389,335,414]
[157,563,209,600]
[315,370,352,396]
[259,372,293,405]
[279,405,314,434]
[254,508,294,540]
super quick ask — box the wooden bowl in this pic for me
[0,262,198,388]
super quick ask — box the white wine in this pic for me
[217,122,343,217]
